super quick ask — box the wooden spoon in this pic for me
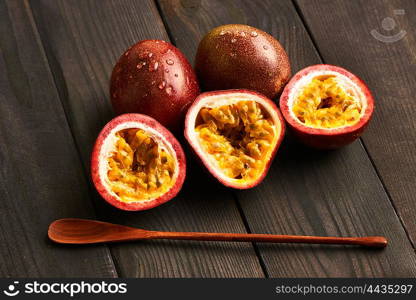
[48,218,387,248]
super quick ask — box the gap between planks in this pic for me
[24,0,120,277]
[153,0,268,278]
[291,0,415,250]
[28,0,266,278]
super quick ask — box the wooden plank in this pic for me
[29,0,264,277]
[157,0,416,277]
[0,0,116,277]
[295,0,416,246]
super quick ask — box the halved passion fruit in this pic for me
[185,90,285,189]
[91,114,186,211]
[280,64,374,149]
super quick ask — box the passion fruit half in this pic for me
[185,90,285,189]
[91,114,186,211]
[280,64,374,149]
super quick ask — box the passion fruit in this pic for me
[195,24,291,99]
[91,114,186,211]
[110,40,200,132]
[280,64,375,149]
[185,90,285,189]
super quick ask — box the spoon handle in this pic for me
[149,231,387,248]
[48,219,387,248]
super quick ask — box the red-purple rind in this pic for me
[110,40,200,133]
[279,64,374,149]
[184,89,285,189]
[195,25,291,99]
[91,114,186,211]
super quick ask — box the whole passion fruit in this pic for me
[195,24,291,99]
[280,64,375,149]
[91,114,186,211]
[185,90,285,189]
[110,40,200,132]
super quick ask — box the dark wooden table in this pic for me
[1,0,415,278]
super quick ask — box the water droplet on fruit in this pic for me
[148,52,153,58]
[129,75,133,79]
[219,30,226,36]
[158,80,166,89]
[124,50,130,56]
[151,80,156,85]
[149,61,159,71]
[166,86,173,95]
[174,73,178,77]
[166,59,174,65]
[240,31,246,37]
[250,31,258,37]
[136,62,144,69]
[230,52,236,57]
[231,38,237,43]
[263,45,269,50]
[165,69,169,73]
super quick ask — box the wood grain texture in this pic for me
[29,0,264,278]
[295,0,416,245]
[157,0,416,277]
[0,0,116,277]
